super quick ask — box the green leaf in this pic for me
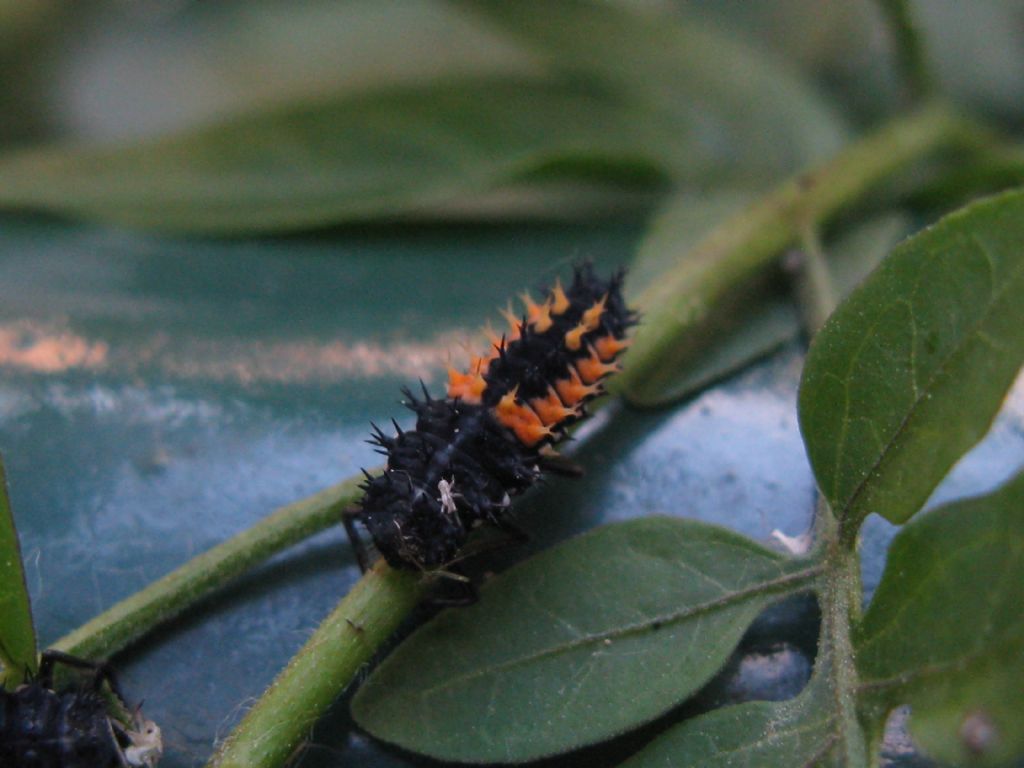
[352,517,821,763]
[619,661,839,767]
[855,469,1024,767]
[0,453,37,688]
[0,76,674,234]
[798,188,1024,529]
[621,535,882,767]
[455,0,848,177]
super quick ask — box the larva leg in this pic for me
[37,649,124,700]
[341,506,371,573]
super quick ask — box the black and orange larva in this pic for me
[343,264,635,573]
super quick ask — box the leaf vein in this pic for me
[412,565,823,698]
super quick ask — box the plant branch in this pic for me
[207,561,426,768]
[51,477,363,660]
[873,0,935,102]
[616,101,974,405]
[820,541,868,764]
[788,222,837,338]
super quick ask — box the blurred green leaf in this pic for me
[618,658,838,767]
[455,0,848,177]
[351,517,820,763]
[0,76,675,234]
[855,469,1024,767]
[0,453,37,688]
[49,0,534,142]
[624,192,911,406]
[0,1,851,235]
[799,188,1024,529]
[623,190,798,405]
[627,191,755,298]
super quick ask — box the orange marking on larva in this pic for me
[447,366,487,404]
[530,300,554,333]
[499,305,522,342]
[483,322,502,347]
[564,323,587,351]
[581,294,608,328]
[494,387,520,413]
[576,345,620,384]
[555,367,601,406]
[550,278,570,315]
[530,386,578,426]
[520,291,540,318]
[564,295,608,350]
[493,388,552,446]
[594,334,631,362]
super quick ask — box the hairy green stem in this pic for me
[821,540,868,764]
[617,102,971,405]
[208,562,426,768]
[51,477,363,660]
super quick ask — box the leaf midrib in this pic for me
[837,241,1023,526]
[412,564,822,699]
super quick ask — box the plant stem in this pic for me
[790,222,838,338]
[51,477,363,660]
[616,102,972,405]
[821,540,868,765]
[906,143,1024,210]
[207,561,425,768]
[873,0,935,102]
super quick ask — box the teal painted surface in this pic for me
[0,216,1019,766]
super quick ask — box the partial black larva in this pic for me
[0,650,162,768]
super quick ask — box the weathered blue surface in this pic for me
[0,216,1019,766]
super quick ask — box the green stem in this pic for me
[616,102,973,405]
[792,223,838,338]
[51,477,363,660]
[208,562,426,768]
[821,541,868,764]
[873,0,935,102]
[906,143,1024,210]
